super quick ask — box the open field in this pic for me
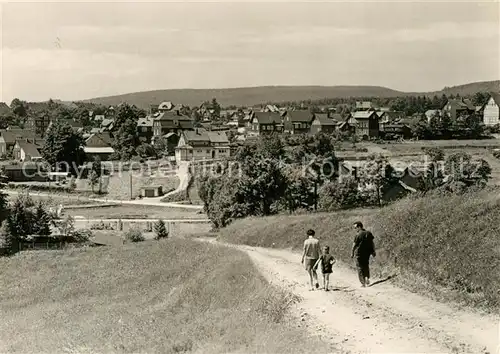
[336,139,500,184]
[218,190,500,312]
[0,239,331,353]
[64,204,206,219]
[337,139,500,157]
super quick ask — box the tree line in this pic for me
[196,134,492,228]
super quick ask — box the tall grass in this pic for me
[218,191,500,312]
[0,239,330,353]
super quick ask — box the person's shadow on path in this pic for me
[329,274,397,291]
[367,274,397,287]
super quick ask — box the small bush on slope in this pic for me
[124,228,144,243]
[218,190,500,311]
[0,239,330,353]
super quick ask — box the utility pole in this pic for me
[129,172,133,200]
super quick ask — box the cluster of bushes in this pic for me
[160,174,192,203]
[121,219,168,243]
[160,189,188,203]
[0,193,93,255]
[411,113,486,140]
[90,221,115,231]
[197,134,492,229]
[5,182,96,197]
[6,182,71,192]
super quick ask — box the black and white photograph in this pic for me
[0,0,499,353]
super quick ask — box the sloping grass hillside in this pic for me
[218,191,500,312]
[0,239,330,353]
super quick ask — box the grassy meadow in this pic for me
[336,140,500,185]
[0,239,331,353]
[218,190,500,312]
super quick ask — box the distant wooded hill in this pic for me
[38,80,500,109]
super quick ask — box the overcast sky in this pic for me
[1,0,499,103]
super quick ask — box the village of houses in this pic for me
[0,91,500,198]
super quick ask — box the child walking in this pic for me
[313,246,336,291]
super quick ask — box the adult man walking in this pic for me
[301,229,320,290]
[351,221,376,287]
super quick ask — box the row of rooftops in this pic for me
[250,109,409,125]
[3,94,496,139]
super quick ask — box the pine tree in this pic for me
[0,220,17,256]
[32,202,51,236]
[9,195,33,237]
[153,219,168,240]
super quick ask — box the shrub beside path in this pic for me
[201,237,498,354]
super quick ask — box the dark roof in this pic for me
[488,92,500,107]
[157,119,194,129]
[253,112,282,124]
[183,129,211,143]
[286,110,314,123]
[444,99,475,111]
[157,111,192,120]
[86,131,113,146]
[329,113,343,122]
[0,129,38,144]
[0,102,11,115]
[156,111,192,121]
[182,128,229,145]
[384,111,405,120]
[16,141,41,157]
[207,131,229,143]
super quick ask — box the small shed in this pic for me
[141,185,163,198]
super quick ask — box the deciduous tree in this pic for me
[41,120,85,173]
[89,156,103,194]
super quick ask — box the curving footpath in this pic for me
[200,237,498,354]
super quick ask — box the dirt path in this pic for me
[203,238,498,354]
